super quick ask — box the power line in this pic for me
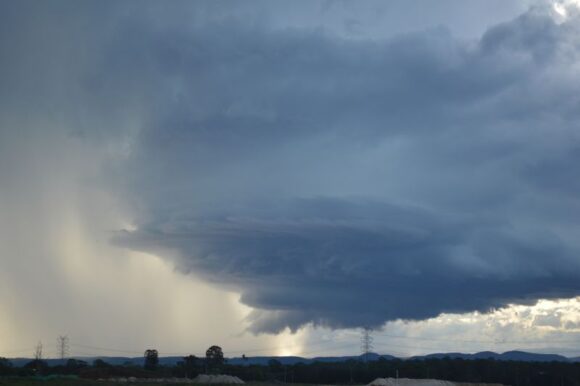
[301,342,360,357]
[69,343,209,358]
[226,338,349,355]
[69,343,148,355]
[1,347,45,356]
[69,338,355,358]
[69,351,104,357]
[17,330,579,361]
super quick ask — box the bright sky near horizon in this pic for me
[1,0,580,359]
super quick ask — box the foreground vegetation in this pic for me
[0,379,286,386]
[1,355,580,386]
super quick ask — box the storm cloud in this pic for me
[103,4,580,333]
[4,1,580,334]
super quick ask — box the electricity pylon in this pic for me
[361,327,373,361]
[34,341,43,361]
[57,335,69,360]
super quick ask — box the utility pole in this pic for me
[57,335,69,361]
[361,327,373,362]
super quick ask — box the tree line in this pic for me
[1,348,579,386]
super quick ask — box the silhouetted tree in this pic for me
[66,358,88,369]
[24,359,48,375]
[205,345,224,373]
[93,358,111,368]
[144,349,159,370]
[268,359,283,371]
[0,357,13,376]
[183,355,200,378]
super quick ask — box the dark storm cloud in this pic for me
[105,6,580,332]
[4,1,579,332]
[116,197,580,333]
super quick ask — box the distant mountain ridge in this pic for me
[411,350,573,363]
[227,352,397,365]
[6,350,579,367]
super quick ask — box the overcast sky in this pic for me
[1,0,580,359]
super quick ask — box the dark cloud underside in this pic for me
[5,1,579,333]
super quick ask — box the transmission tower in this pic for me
[57,335,69,360]
[361,327,373,361]
[34,341,43,361]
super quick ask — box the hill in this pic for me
[6,350,579,368]
[412,350,574,363]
